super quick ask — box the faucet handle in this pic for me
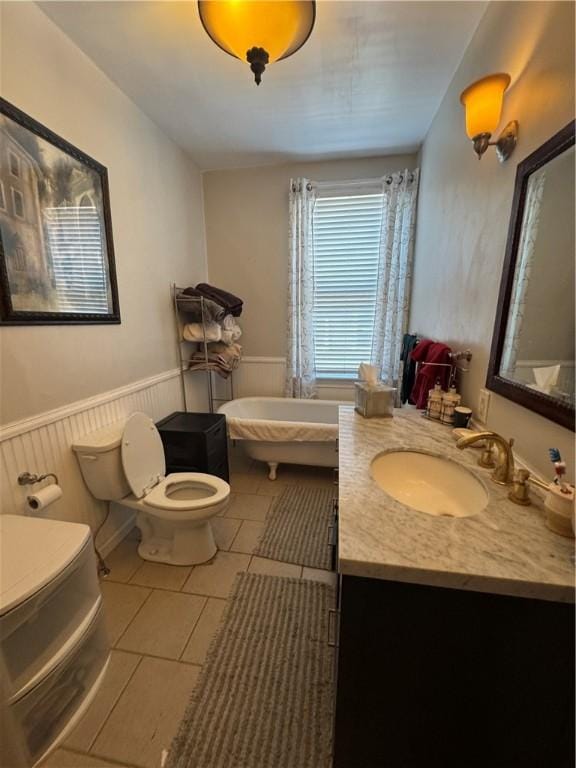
[508,468,531,506]
[478,439,496,468]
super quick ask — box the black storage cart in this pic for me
[155,411,229,482]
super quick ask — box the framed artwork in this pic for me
[0,97,120,324]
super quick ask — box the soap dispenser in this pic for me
[441,385,462,425]
[426,379,443,420]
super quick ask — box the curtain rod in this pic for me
[313,171,417,188]
[291,171,417,194]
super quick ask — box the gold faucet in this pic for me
[456,431,515,485]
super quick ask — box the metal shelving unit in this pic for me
[171,283,235,413]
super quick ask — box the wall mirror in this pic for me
[488,120,575,431]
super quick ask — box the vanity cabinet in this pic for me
[333,575,574,768]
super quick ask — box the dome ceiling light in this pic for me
[198,1,316,85]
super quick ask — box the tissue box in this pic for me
[354,382,396,418]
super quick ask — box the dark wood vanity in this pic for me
[334,407,575,768]
[333,574,574,768]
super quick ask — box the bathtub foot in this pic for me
[267,462,278,481]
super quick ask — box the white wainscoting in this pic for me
[0,369,185,555]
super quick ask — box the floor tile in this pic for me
[182,551,251,598]
[252,463,336,488]
[302,567,338,587]
[117,590,206,659]
[229,520,265,554]
[100,582,151,646]
[248,556,302,578]
[229,472,261,493]
[181,598,227,665]
[104,537,144,583]
[92,657,200,768]
[256,479,289,497]
[65,651,141,752]
[225,493,271,521]
[41,749,131,768]
[129,562,192,591]
[211,517,242,551]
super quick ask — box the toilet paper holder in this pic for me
[18,471,59,486]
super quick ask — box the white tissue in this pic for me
[358,363,379,387]
[532,364,560,394]
[27,484,63,512]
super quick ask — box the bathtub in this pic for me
[218,397,347,479]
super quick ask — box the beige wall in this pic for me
[410,0,575,477]
[203,154,417,358]
[0,2,207,424]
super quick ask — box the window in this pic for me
[11,188,25,220]
[0,181,6,211]
[312,191,383,378]
[13,244,27,271]
[8,150,21,178]
[44,205,110,314]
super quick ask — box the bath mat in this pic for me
[166,572,336,768]
[254,486,335,570]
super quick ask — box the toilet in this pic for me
[72,412,230,566]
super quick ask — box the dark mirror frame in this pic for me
[487,119,575,431]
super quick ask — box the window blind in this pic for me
[312,192,383,378]
[44,206,110,314]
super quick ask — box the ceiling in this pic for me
[40,1,487,170]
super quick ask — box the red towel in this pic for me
[409,340,452,408]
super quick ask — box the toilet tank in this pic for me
[72,422,131,501]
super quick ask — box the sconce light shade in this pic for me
[460,73,510,138]
[198,1,316,85]
[460,73,517,161]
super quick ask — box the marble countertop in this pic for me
[338,406,575,602]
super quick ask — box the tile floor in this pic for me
[42,450,337,768]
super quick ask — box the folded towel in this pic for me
[182,322,222,343]
[189,342,242,379]
[177,288,225,322]
[220,315,242,345]
[195,283,243,317]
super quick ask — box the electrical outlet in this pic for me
[478,388,491,424]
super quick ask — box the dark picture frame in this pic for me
[0,97,120,325]
[486,120,575,431]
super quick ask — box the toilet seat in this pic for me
[143,473,229,514]
[121,413,230,521]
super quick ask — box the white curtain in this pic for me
[371,169,420,385]
[285,178,318,398]
[500,170,547,376]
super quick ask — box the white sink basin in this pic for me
[370,451,488,518]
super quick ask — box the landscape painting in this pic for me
[0,98,120,324]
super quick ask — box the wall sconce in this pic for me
[198,1,316,85]
[460,73,518,162]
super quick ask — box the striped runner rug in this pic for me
[167,572,336,768]
[253,486,335,570]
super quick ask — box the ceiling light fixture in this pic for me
[198,0,316,85]
[460,73,518,161]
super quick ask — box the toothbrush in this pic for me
[549,448,570,492]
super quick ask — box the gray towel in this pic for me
[176,291,225,322]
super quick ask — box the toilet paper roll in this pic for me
[27,484,63,512]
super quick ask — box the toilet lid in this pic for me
[121,412,166,499]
